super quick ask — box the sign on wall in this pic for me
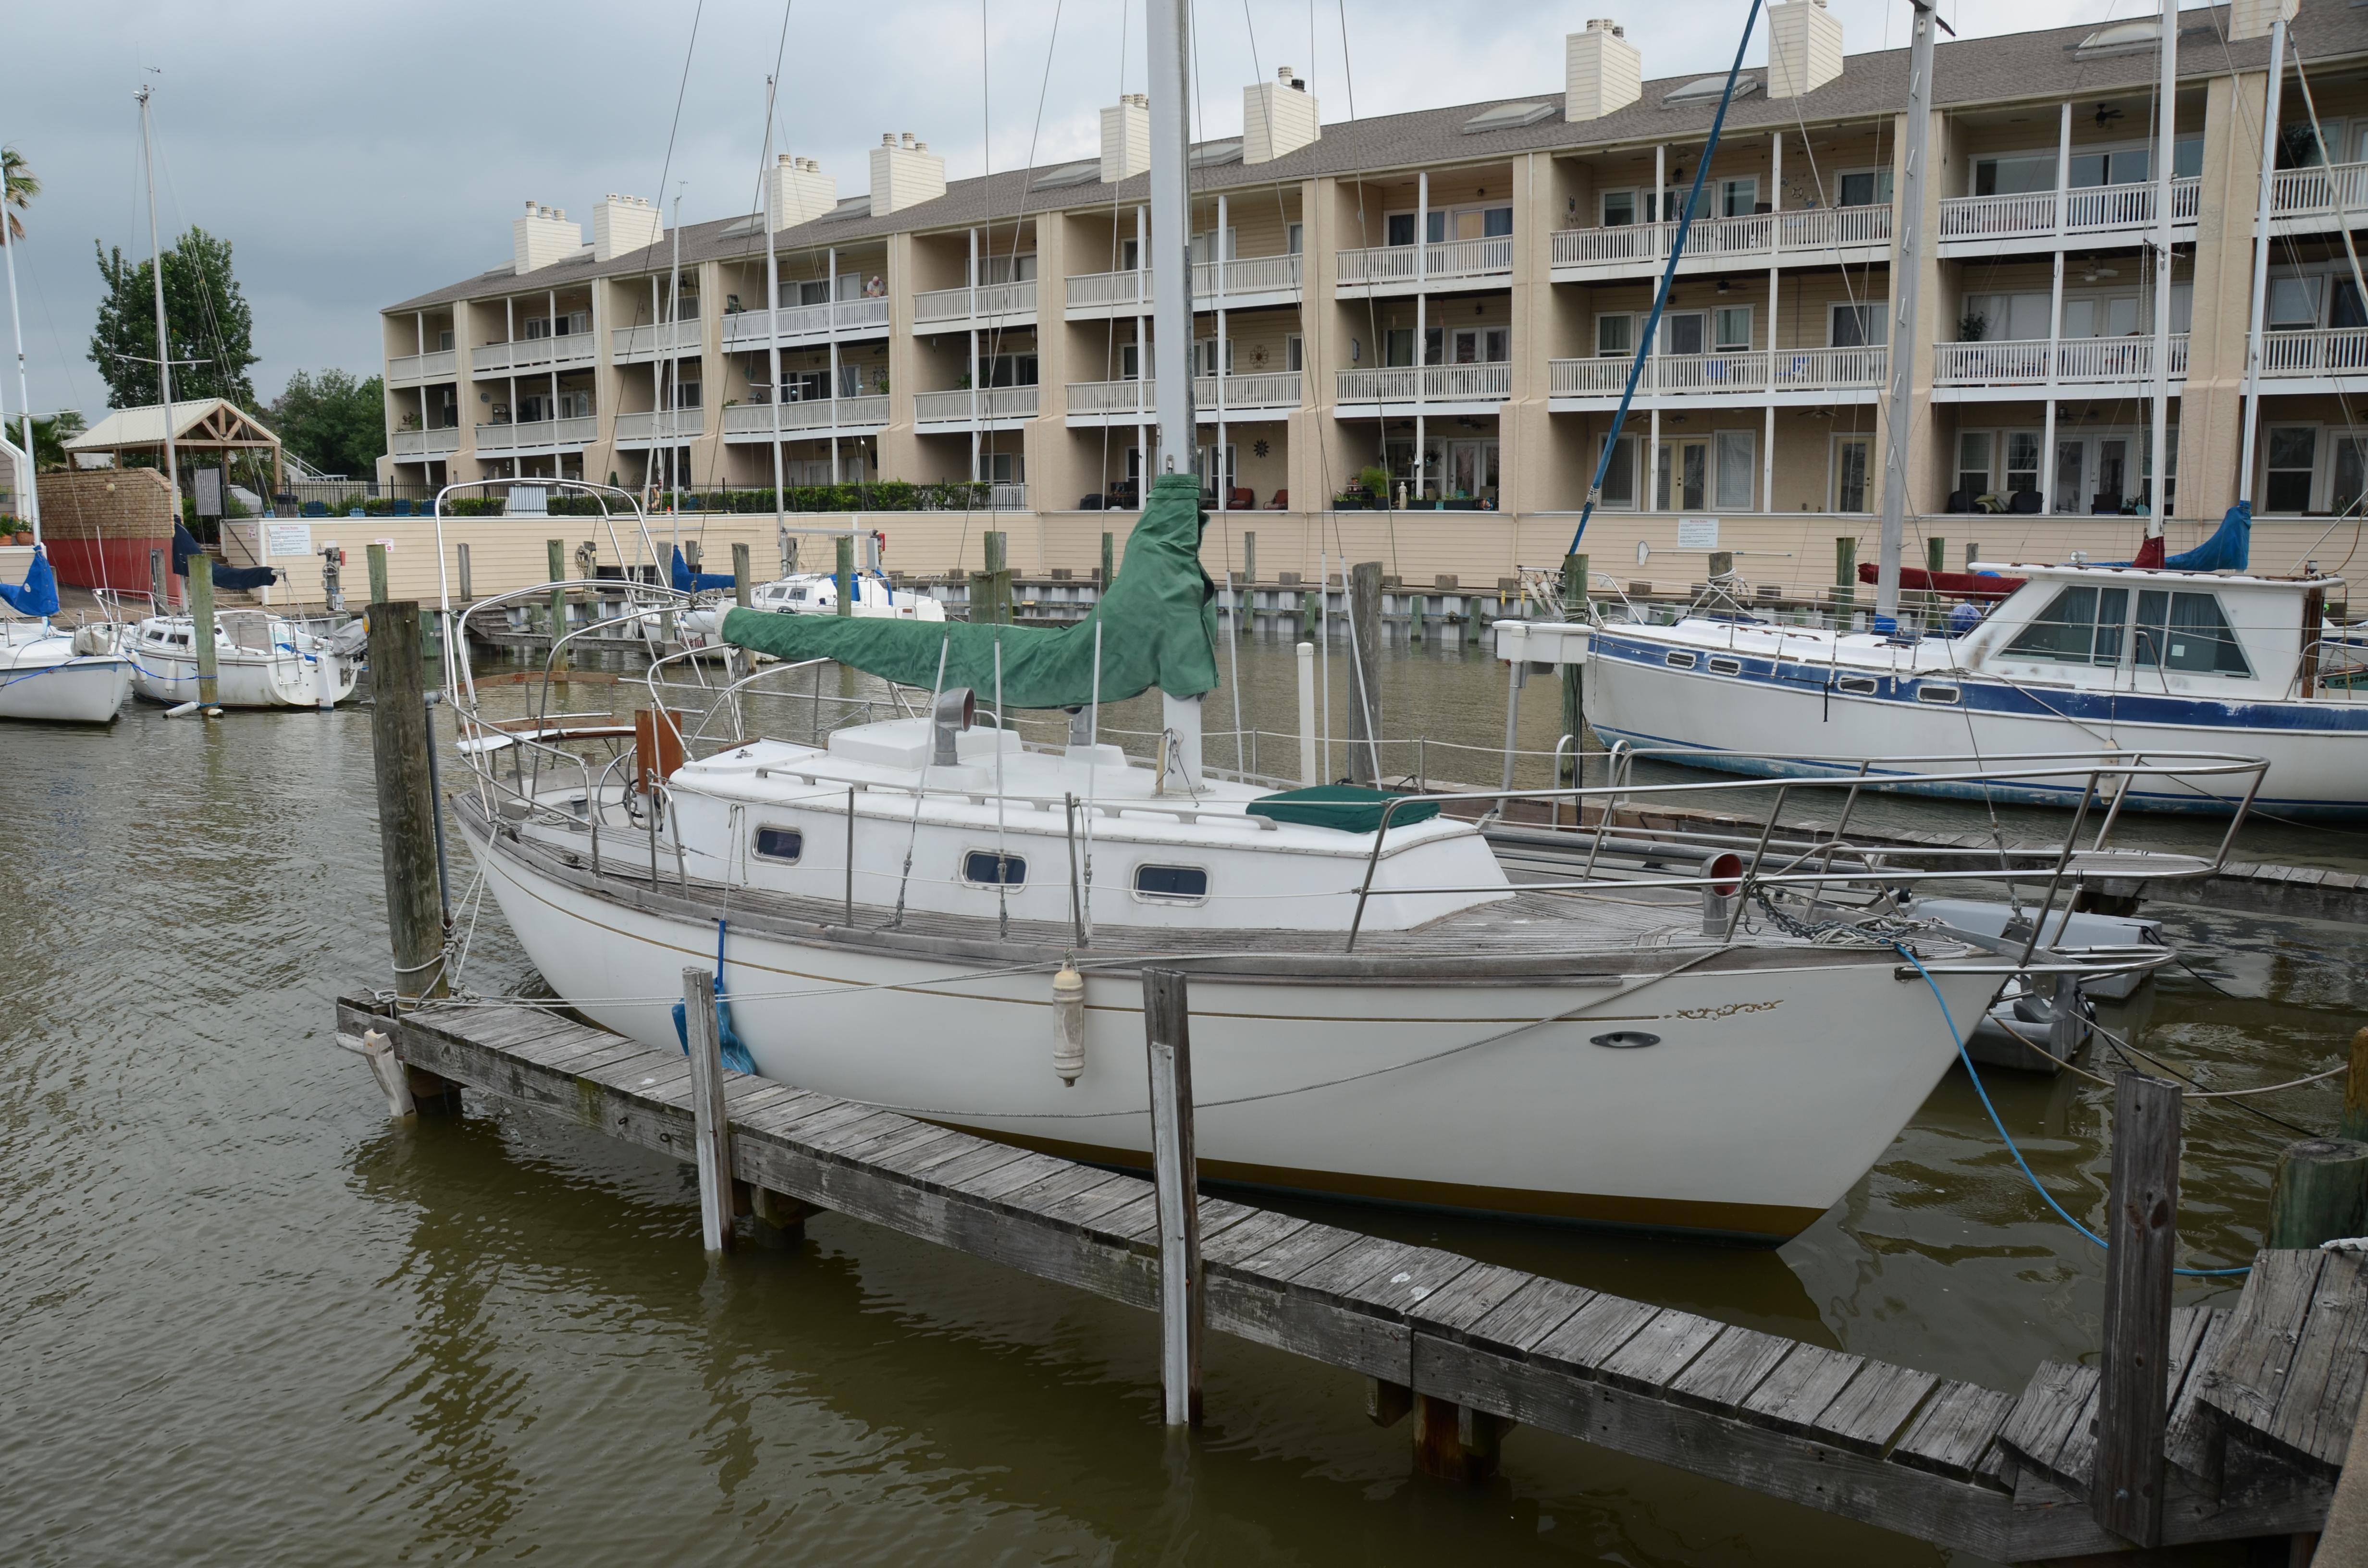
[264,523,313,559]
[1675,517,1720,550]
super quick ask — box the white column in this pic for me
[968,227,982,483]
[2239,22,2290,505]
[1765,131,1780,513]
[1215,193,1229,511]
[548,287,560,476]
[2044,101,2071,514]
[828,244,842,484]
[1649,145,1665,515]
[1414,170,1429,501]
[2146,0,2176,536]
[1135,204,1149,495]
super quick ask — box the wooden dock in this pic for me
[335,991,2359,1561]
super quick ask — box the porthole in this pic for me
[753,826,804,862]
[1134,864,1209,902]
[1836,675,1878,695]
[1591,1030,1662,1049]
[1665,650,1698,670]
[1916,684,1961,705]
[1707,656,1742,675]
[964,849,1027,885]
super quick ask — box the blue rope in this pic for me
[1891,942,2250,1278]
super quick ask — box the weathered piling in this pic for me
[546,539,569,683]
[2094,1073,2181,1547]
[1143,968,1203,1427]
[1560,552,1588,784]
[2266,1138,2368,1249]
[366,601,447,1010]
[1346,560,1383,786]
[148,546,167,610]
[835,535,854,619]
[1100,530,1114,591]
[974,530,1012,625]
[732,542,752,608]
[681,968,735,1255]
[1834,537,1857,625]
[456,541,473,603]
[367,541,389,605]
[189,553,219,708]
[1242,531,1257,590]
[2341,1028,2368,1143]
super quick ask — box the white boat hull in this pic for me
[127,643,357,709]
[0,630,131,722]
[468,820,1998,1239]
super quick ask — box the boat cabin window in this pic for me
[963,850,1027,886]
[1916,684,1962,705]
[1836,675,1878,695]
[1664,650,1697,669]
[1134,865,1209,903]
[2133,590,2251,677]
[753,826,804,862]
[2004,586,2129,665]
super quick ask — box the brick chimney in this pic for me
[513,201,582,275]
[1101,94,1149,184]
[592,195,660,263]
[1768,0,1844,100]
[1566,20,1642,122]
[1244,67,1319,165]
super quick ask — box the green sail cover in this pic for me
[720,472,1220,708]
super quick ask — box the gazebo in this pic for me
[65,398,285,498]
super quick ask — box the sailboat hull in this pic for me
[0,634,132,723]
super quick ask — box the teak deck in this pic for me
[335,992,2355,1560]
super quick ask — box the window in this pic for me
[1194,339,1233,375]
[1833,436,1872,512]
[1135,865,1209,901]
[1189,228,1236,266]
[1830,304,1881,348]
[2005,586,2130,665]
[753,826,804,862]
[1597,314,1633,356]
[1602,189,1637,227]
[1387,212,1418,247]
[2266,425,2317,512]
[2006,432,2041,496]
[1718,177,1759,218]
[1286,222,1305,255]
[1958,432,1994,498]
[1450,327,1509,364]
[1284,333,1304,372]
[1707,656,1743,675]
[963,849,1027,885]
[1665,650,1698,669]
[1838,168,1893,208]
[1595,434,1637,508]
[2336,435,2368,515]
[1657,439,1708,510]
[437,329,456,351]
[1121,341,1147,379]
[1837,675,1877,694]
[799,279,831,306]
[2134,591,2251,676]
[1714,429,1755,510]
[1713,306,1752,352]
[1917,685,1962,705]
[1975,153,2057,196]
[978,252,1038,284]
[982,352,1038,387]
[1662,312,1705,355]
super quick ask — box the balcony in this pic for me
[1333,362,1511,414]
[913,280,1038,327]
[722,394,891,439]
[1063,254,1305,317]
[2271,162,2368,233]
[2258,326,2368,389]
[1064,371,1303,425]
[1930,335,2188,401]
[610,318,704,365]
[1335,236,1512,294]
[1550,206,1893,280]
[472,331,598,376]
[389,426,462,458]
[473,415,597,454]
[1547,346,1886,408]
[719,296,891,350]
[387,348,457,386]
[913,385,1039,429]
[613,408,708,447]
[1936,177,2199,255]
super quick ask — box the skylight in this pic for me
[1190,138,1244,169]
[2075,19,2159,57]
[1462,101,1555,135]
[1031,159,1103,190]
[1665,74,1760,107]
[824,196,872,220]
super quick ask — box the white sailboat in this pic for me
[1504,0,2368,818]
[115,606,358,708]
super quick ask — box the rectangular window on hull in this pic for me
[963,850,1027,885]
[2134,591,2251,676]
[2005,586,2130,665]
[753,827,803,862]
[1134,865,1209,901]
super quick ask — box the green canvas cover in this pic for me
[1245,785,1443,834]
[720,472,1219,708]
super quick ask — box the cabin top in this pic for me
[1971,564,2345,593]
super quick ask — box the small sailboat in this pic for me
[118,606,358,709]
[1,539,132,723]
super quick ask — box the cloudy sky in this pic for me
[4,0,2164,423]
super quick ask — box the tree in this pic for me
[3,146,36,241]
[270,369,386,479]
[29,411,85,469]
[89,227,258,410]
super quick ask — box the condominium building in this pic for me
[379,0,2368,578]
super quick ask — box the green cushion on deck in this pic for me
[1245,785,1443,834]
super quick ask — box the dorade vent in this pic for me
[1462,101,1555,135]
[1031,159,1104,191]
[1190,138,1244,169]
[1665,73,1759,107]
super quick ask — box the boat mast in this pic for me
[2146,0,2177,540]
[2237,12,2288,507]
[1147,0,1203,786]
[1875,0,1936,627]
[0,166,35,546]
[762,79,788,563]
[137,85,181,559]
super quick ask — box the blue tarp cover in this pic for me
[0,546,60,617]
[670,546,738,593]
[2102,502,2252,572]
[172,523,278,592]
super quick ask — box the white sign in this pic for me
[264,522,313,559]
[1675,517,1720,550]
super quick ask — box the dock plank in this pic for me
[2197,1250,2327,1437]
[1665,1326,1796,1416]
[1594,1310,1725,1396]
[1813,1362,1940,1457]
[2261,1252,2368,1474]
[1739,1344,1865,1439]
[1892,1381,2015,1484]
[1469,1278,1596,1356]
[1996,1360,2098,1493]
[1407,1262,1533,1338]
[1530,1293,1660,1378]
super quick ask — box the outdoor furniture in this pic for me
[302,501,328,517]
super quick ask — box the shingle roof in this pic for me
[386,1,2364,315]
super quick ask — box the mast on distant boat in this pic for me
[1875,0,1939,628]
[1147,0,1203,785]
[136,84,182,556]
[2146,0,2177,541]
[0,151,36,546]
[2237,9,2289,508]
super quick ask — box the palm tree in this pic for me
[3,146,37,242]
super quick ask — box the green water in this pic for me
[2,634,2361,1565]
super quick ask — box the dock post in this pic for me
[359,1028,416,1120]
[1142,968,1202,1427]
[546,539,569,684]
[1833,537,1856,629]
[149,546,167,610]
[367,541,389,605]
[680,968,735,1255]
[2094,1072,2182,1548]
[456,541,472,604]
[1561,552,1588,784]
[1346,561,1383,787]
[366,602,447,1005]
[2341,1026,2368,1142]
[1296,641,1318,785]
[836,534,854,618]
[975,529,1011,625]
[2266,1137,2368,1249]
[1926,537,1946,576]
[1242,531,1256,598]
[731,542,752,609]
[189,554,219,709]
[1100,530,1114,594]
[1414,1394,1508,1484]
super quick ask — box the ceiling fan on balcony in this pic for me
[2094,102,2125,129]
[2079,257,2120,282]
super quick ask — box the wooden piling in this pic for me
[149,546,167,610]
[681,967,735,1255]
[1927,537,1947,576]
[1708,550,1734,582]
[189,553,219,708]
[731,542,752,609]
[2340,1027,2368,1143]
[2094,1072,2182,1547]
[1143,968,1203,1427]
[366,601,448,1010]
[546,539,569,683]
[1834,537,1857,626]
[1561,553,1588,784]
[749,1185,820,1248]
[1100,530,1114,592]
[974,530,1012,625]
[835,535,854,618]
[456,541,472,603]
[367,541,389,605]
[1346,560,1383,787]
[2266,1138,2368,1249]
[1242,531,1256,588]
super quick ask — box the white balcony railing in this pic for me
[609,318,703,362]
[1931,334,2189,386]
[1549,206,1899,271]
[991,483,1028,510]
[1064,254,1306,311]
[388,348,458,384]
[1548,346,1886,397]
[473,415,598,453]
[1937,177,2201,242]
[720,296,892,348]
[1065,372,1302,417]
[614,408,708,443]
[913,385,1040,424]
[722,395,891,435]
[473,332,597,376]
[2271,161,2368,223]
[1335,235,1514,288]
[1335,363,1513,404]
[389,426,462,457]
[2260,326,2368,377]
[913,280,1038,324]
